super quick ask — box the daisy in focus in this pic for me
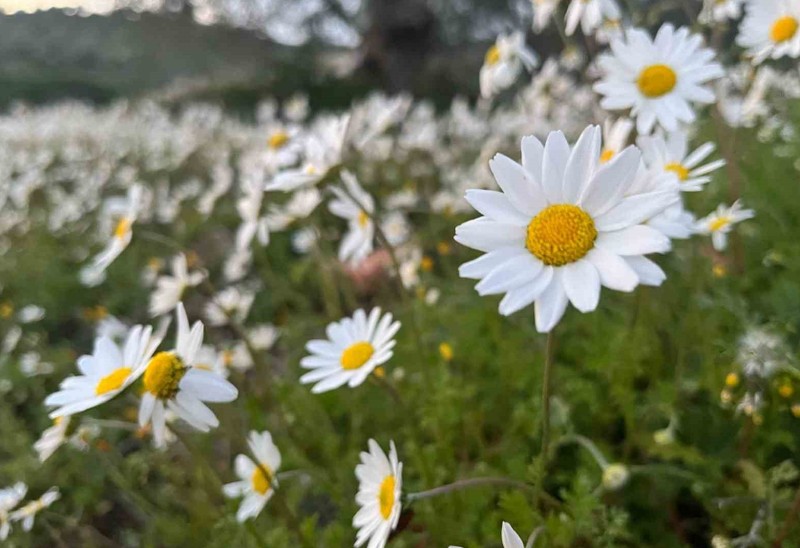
[456,125,676,333]
[594,24,724,134]
[139,303,238,447]
[149,254,205,317]
[10,488,59,533]
[695,200,755,251]
[638,129,725,191]
[737,0,800,63]
[300,308,400,393]
[480,31,538,99]
[353,439,403,548]
[0,483,26,541]
[80,184,144,286]
[44,324,161,417]
[329,170,376,266]
[223,430,282,523]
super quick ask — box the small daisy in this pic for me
[700,0,743,23]
[300,308,400,394]
[480,31,538,99]
[139,303,238,447]
[695,200,755,251]
[0,483,26,541]
[353,439,403,548]
[34,416,70,463]
[223,430,282,522]
[737,0,800,63]
[456,126,676,333]
[638,129,725,191]
[599,117,634,164]
[594,24,724,134]
[329,171,376,266]
[10,488,59,533]
[531,0,561,32]
[204,286,255,327]
[149,254,205,317]
[565,0,622,41]
[45,325,161,418]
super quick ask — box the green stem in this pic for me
[405,477,536,503]
[540,331,556,470]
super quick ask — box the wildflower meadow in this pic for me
[1,0,800,546]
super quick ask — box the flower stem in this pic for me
[405,477,536,503]
[540,331,556,470]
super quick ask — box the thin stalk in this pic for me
[773,485,800,547]
[540,331,556,469]
[405,477,536,503]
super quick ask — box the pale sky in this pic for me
[0,0,115,14]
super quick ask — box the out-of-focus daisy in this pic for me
[480,31,538,99]
[264,188,321,232]
[265,126,302,168]
[450,522,526,548]
[695,200,755,251]
[638,130,725,191]
[329,171,376,266]
[737,0,800,63]
[456,126,675,332]
[300,308,400,394]
[149,254,205,317]
[139,303,238,447]
[80,184,144,286]
[0,483,26,541]
[600,117,634,163]
[737,326,787,378]
[248,324,279,351]
[223,430,282,522]
[700,0,743,23]
[353,439,403,548]
[531,0,561,32]
[34,417,70,462]
[45,325,161,417]
[594,24,724,134]
[10,488,59,533]
[204,286,255,327]
[565,0,622,41]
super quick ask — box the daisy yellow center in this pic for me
[95,367,133,396]
[526,204,597,266]
[357,210,370,228]
[599,149,615,163]
[113,217,131,239]
[268,131,289,150]
[485,44,501,66]
[0,302,13,319]
[143,352,187,399]
[251,463,273,495]
[378,475,396,520]
[708,216,730,232]
[637,64,677,98]
[771,16,798,43]
[664,162,689,181]
[340,341,374,370]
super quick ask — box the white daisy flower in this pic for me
[264,188,322,232]
[44,325,162,418]
[450,521,525,548]
[695,200,755,251]
[248,324,279,351]
[737,0,800,63]
[223,430,282,523]
[565,0,622,42]
[455,125,677,333]
[329,171,376,266]
[149,254,205,317]
[204,286,255,327]
[638,129,725,191]
[353,439,403,548]
[480,31,539,99]
[600,117,634,164]
[10,487,59,533]
[300,308,400,394]
[33,416,70,463]
[531,0,561,32]
[594,24,724,134]
[138,303,238,447]
[0,482,27,541]
[80,184,144,286]
[700,0,743,23]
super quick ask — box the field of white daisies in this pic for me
[2,0,800,545]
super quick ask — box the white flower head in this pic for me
[594,24,724,134]
[565,0,622,42]
[353,439,403,548]
[737,0,800,63]
[456,126,676,333]
[700,0,743,23]
[10,487,60,533]
[45,325,162,418]
[638,129,725,191]
[34,416,71,463]
[480,31,539,99]
[138,303,238,447]
[149,254,206,317]
[0,482,27,541]
[223,430,282,522]
[329,170,376,266]
[694,200,755,251]
[300,308,400,393]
